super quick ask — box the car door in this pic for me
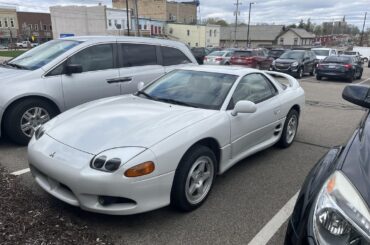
[117,43,165,94]
[61,43,121,110]
[160,46,194,73]
[227,73,282,158]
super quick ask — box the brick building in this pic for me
[17,12,53,43]
[112,0,197,24]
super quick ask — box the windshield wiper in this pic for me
[156,98,198,108]
[6,63,29,70]
[136,91,157,100]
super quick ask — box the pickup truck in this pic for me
[16,41,38,48]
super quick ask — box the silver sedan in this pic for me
[28,66,305,215]
[204,51,234,65]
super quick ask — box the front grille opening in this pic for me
[98,196,136,206]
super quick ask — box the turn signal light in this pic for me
[124,162,155,177]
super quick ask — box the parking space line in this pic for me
[248,191,299,245]
[359,78,370,84]
[11,168,30,176]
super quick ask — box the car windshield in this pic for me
[312,50,330,56]
[323,56,352,63]
[8,40,81,70]
[139,70,238,110]
[268,50,285,57]
[208,51,226,57]
[344,51,357,55]
[280,51,304,59]
[233,51,253,57]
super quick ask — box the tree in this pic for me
[203,18,229,26]
[298,19,304,28]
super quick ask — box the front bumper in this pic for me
[28,135,175,215]
[0,106,4,138]
[271,66,299,76]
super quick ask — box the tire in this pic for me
[171,145,217,212]
[347,72,354,83]
[278,109,299,148]
[224,62,230,65]
[310,66,316,76]
[296,67,303,79]
[316,75,322,80]
[357,71,363,80]
[3,98,58,145]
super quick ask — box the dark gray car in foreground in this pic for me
[285,84,370,244]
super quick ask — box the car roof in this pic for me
[312,48,332,50]
[178,65,255,76]
[59,35,187,47]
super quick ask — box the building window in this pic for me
[34,24,38,31]
[144,24,147,30]
[294,38,298,45]
[28,24,32,31]
[10,18,14,28]
[214,30,217,37]
[139,24,142,30]
[279,38,284,44]
[209,30,212,37]
[0,20,2,28]
[159,27,161,34]
[50,25,52,31]
[4,18,8,28]
[43,24,47,31]
[195,42,198,47]
[187,30,190,36]
[108,19,112,27]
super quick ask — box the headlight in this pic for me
[91,147,146,172]
[313,171,370,244]
[291,61,299,67]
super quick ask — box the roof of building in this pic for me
[220,25,284,41]
[280,28,315,39]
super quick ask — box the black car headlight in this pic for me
[90,147,146,173]
[313,171,370,244]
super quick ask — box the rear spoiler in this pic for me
[265,71,300,89]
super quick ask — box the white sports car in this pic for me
[28,66,305,215]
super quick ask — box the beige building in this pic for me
[112,0,197,24]
[50,5,107,38]
[0,7,18,45]
[166,23,220,47]
[277,28,315,46]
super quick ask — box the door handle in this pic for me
[106,77,132,84]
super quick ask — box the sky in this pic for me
[0,0,368,28]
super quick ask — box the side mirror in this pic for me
[65,64,82,75]
[137,81,145,91]
[231,101,257,116]
[342,85,370,108]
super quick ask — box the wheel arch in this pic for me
[290,104,301,115]
[1,95,61,135]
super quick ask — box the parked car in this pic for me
[268,48,289,60]
[230,49,274,70]
[0,36,197,145]
[203,50,234,65]
[191,47,211,64]
[285,84,370,245]
[311,48,338,62]
[0,44,7,50]
[271,50,317,78]
[316,55,363,82]
[343,50,368,62]
[16,41,38,48]
[28,66,305,215]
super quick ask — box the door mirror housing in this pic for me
[65,64,83,75]
[137,81,145,91]
[342,84,370,108]
[231,101,257,116]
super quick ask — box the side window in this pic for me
[226,52,233,57]
[161,46,191,66]
[120,43,157,67]
[68,44,114,72]
[228,73,277,109]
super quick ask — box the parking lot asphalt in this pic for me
[1,67,369,245]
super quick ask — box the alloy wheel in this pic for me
[286,115,298,144]
[185,156,214,205]
[20,107,50,138]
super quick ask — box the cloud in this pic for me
[0,0,368,28]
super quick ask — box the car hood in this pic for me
[46,95,217,155]
[0,66,30,81]
[275,58,300,64]
[341,115,370,207]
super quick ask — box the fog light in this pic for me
[124,161,155,177]
[318,208,351,236]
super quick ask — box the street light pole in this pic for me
[125,0,130,36]
[246,2,255,48]
[233,0,241,48]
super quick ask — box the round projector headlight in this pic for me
[313,171,370,244]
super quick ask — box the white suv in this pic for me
[0,36,197,145]
[311,48,338,61]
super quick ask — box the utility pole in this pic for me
[233,0,241,48]
[133,0,140,36]
[360,12,367,46]
[246,2,255,48]
[125,0,130,36]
